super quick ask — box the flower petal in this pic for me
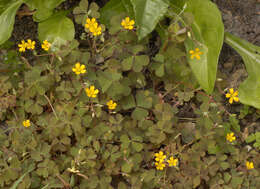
[130,20,135,25]
[229,97,233,104]
[94,89,99,94]
[233,97,239,102]
[91,18,96,23]
[229,88,234,94]
[195,54,201,60]
[75,63,81,68]
[226,93,231,98]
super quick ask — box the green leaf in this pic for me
[26,0,65,10]
[100,0,126,27]
[132,142,143,152]
[131,107,148,120]
[133,55,149,72]
[229,114,240,132]
[193,175,201,188]
[245,134,256,143]
[26,0,65,21]
[224,32,260,109]
[151,62,164,77]
[130,0,169,40]
[224,173,231,183]
[122,0,134,18]
[122,56,133,71]
[120,134,130,148]
[34,9,53,22]
[121,162,133,173]
[220,162,230,170]
[79,0,89,10]
[169,0,187,13]
[121,94,136,110]
[38,12,75,45]
[136,91,153,109]
[231,176,243,188]
[24,68,41,84]
[151,53,165,77]
[141,170,155,182]
[0,0,23,45]
[10,164,34,189]
[97,70,122,93]
[184,0,224,93]
[0,0,11,14]
[118,182,127,189]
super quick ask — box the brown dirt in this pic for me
[214,0,260,87]
[215,0,259,44]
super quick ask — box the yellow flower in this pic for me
[85,17,102,36]
[154,151,166,162]
[41,40,51,51]
[85,85,99,98]
[246,161,254,170]
[226,132,236,142]
[23,120,30,127]
[121,17,135,30]
[18,40,27,52]
[225,88,239,104]
[85,18,97,29]
[107,100,117,110]
[189,48,203,60]
[72,62,86,75]
[26,39,36,50]
[167,157,178,167]
[155,161,165,170]
[89,22,102,36]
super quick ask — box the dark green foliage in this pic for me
[0,0,259,188]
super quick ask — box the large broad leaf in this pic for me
[38,12,75,46]
[26,0,65,22]
[26,0,65,9]
[184,0,224,93]
[100,0,134,27]
[100,0,126,26]
[0,0,12,14]
[169,0,187,14]
[130,0,169,40]
[0,0,24,45]
[225,32,260,109]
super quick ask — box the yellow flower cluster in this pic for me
[225,88,239,104]
[18,39,36,52]
[23,120,30,127]
[18,39,51,52]
[85,18,102,36]
[154,151,178,170]
[72,62,86,75]
[226,132,236,142]
[121,17,135,30]
[246,161,254,170]
[189,48,203,60]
